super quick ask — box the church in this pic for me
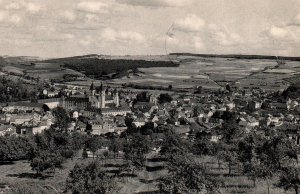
[58,83,131,116]
[62,82,120,110]
[89,82,119,108]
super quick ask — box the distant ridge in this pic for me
[170,53,300,61]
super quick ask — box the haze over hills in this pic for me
[2,52,300,65]
[171,53,300,61]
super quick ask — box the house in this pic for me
[0,125,16,136]
[225,102,235,110]
[173,125,190,135]
[68,122,76,132]
[2,102,44,113]
[101,107,132,116]
[7,113,41,125]
[195,131,222,143]
[143,112,151,119]
[71,111,79,119]
[270,102,287,110]
[132,117,146,128]
[238,116,259,133]
[89,119,117,135]
[267,114,283,127]
[31,122,49,134]
[238,117,248,127]
[247,117,259,127]
[47,91,59,98]
[76,121,86,132]
[287,98,299,110]
[233,98,248,108]
[248,100,262,111]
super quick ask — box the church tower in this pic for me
[89,82,102,108]
[90,82,95,96]
[100,83,106,108]
[113,89,120,107]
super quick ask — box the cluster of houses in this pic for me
[0,81,300,147]
[124,87,300,145]
[0,102,54,136]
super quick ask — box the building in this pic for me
[62,83,120,110]
[101,107,131,116]
[2,102,44,113]
[0,124,16,136]
[89,82,119,108]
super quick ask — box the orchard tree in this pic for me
[123,133,152,172]
[277,167,300,194]
[159,157,222,194]
[29,149,63,175]
[66,161,118,194]
[220,149,238,175]
[52,107,70,132]
[109,137,124,159]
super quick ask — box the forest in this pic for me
[44,56,178,80]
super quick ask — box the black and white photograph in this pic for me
[0,0,300,193]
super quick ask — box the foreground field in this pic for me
[0,153,294,194]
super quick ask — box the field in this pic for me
[0,153,293,194]
[24,62,84,80]
[0,61,85,81]
[107,55,300,91]
[1,54,299,92]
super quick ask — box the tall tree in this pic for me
[159,157,222,194]
[52,107,70,132]
[277,167,300,194]
[158,93,173,104]
[66,161,118,194]
[123,133,152,172]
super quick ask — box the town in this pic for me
[0,70,300,193]
[1,0,300,193]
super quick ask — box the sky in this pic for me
[0,0,300,58]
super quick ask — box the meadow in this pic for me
[0,152,292,194]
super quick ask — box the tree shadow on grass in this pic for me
[6,173,53,180]
[0,161,15,166]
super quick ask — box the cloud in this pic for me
[288,13,300,26]
[26,3,41,14]
[77,1,109,13]
[269,26,289,39]
[85,13,100,22]
[100,28,145,43]
[61,10,76,22]
[9,14,21,24]
[0,11,7,22]
[79,36,92,46]
[213,30,242,46]
[32,26,75,42]
[117,0,193,7]
[294,14,300,24]
[4,2,41,14]
[36,32,75,41]
[193,37,205,50]
[173,14,205,32]
[0,11,22,25]
[5,2,21,10]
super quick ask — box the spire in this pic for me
[100,82,103,91]
[90,82,94,91]
[113,88,117,94]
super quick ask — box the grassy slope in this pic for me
[0,154,293,194]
